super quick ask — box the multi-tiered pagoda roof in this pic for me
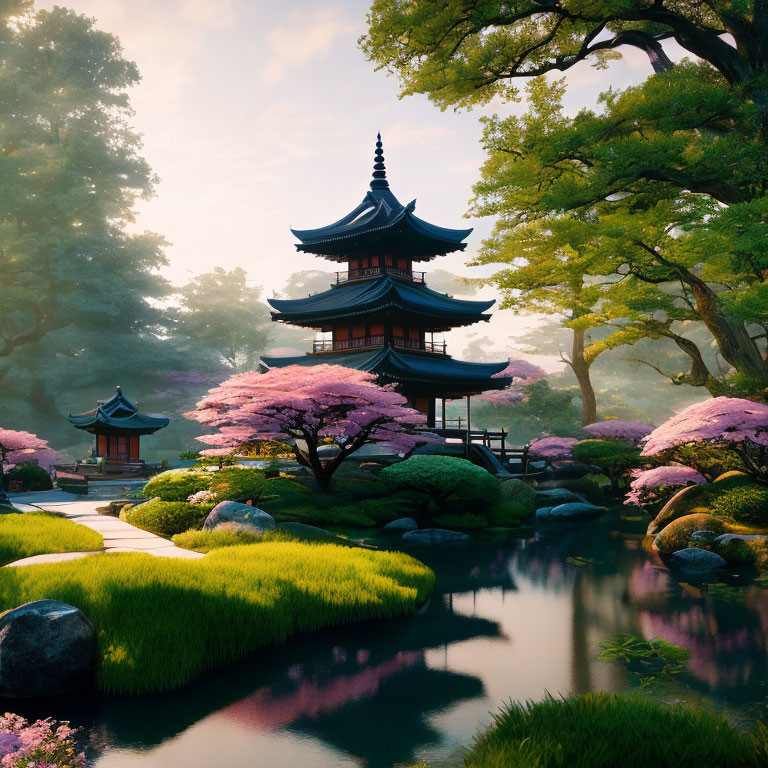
[68,387,169,435]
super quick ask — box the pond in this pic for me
[10,513,768,768]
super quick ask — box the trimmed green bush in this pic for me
[124,499,214,536]
[572,439,641,493]
[711,484,768,525]
[654,513,727,554]
[141,469,211,502]
[0,543,434,693]
[172,528,293,552]
[463,692,765,768]
[380,456,500,517]
[486,500,532,527]
[0,511,103,566]
[209,467,268,504]
[3,463,53,492]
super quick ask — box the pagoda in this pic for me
[68,386,169,465]
[261,134,511,427]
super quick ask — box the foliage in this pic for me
[0,712,88,767]
[625,466,707,509]
[711,485,768,526]
[461,692,764,768]
[654,514,727,554]
[485,501,532,528]
[208,467,269,504]
[432,512,488,531]
[584,420,653,444]
[598,633,690,688]
[572,440,641,493]
[0,429,59,476]
[528,436,578,460]
[172,528,293,552]
[0,511,103,566]
[123,499,213,537]
[0,544,435,693]
[2,463,53,492]
[477,359,547,406]
[174,267,271,371]
[380,456,500,517]
[141,469,211,502]
[272,504,375,528]
[186,365,440,491]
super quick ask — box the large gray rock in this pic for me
[670,548,727,572]
[383,517,418,532]
[203,501,276,534]
[534,487,587,508]
[402,528,470,545]
[647,483,712,536]
[0,600,95,697]
[537,502,604,523]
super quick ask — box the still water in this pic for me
[15,515,768,767]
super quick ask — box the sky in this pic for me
[37,0,669,364]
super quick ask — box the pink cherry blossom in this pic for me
[528,436,578,459]
[186,364,442,490]
[479,359,547,404]
[584,420,653,444]
[0,429,60,474]
[624,465,707,506]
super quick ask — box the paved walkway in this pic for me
[6,491,203,566]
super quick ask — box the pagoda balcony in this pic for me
[335,266,426,284]
[312,336,447,354]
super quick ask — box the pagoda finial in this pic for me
[370,131,389,190]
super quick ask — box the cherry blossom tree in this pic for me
[640,397,768,480]
[528,436,578,460]
[478,359,548,405]
[0,429,59,506]
[584,420,654,445]
[185,364,442,491]
[624,466,707,509]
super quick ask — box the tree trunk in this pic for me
[570,328,598,426]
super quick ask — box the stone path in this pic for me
[5,491,203,566]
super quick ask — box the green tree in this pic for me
[174,267,271,371]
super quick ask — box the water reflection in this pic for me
[6,517,768,767]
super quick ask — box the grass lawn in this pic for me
[0,542,434,694]
[462,692,767,768]
[0,511,103,566]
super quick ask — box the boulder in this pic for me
[402,528,470,545]
[537,502,604,523]
[382,517,418,532]
[670,548,727,572]
[647,483,713,535]
[713,532,768,543]
[653,513,726,554]
[690,530,718,543]
[715,536,756,566]
[534,487,587,508]
[0,600,95,697]
[203,501,276,534]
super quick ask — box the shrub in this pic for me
[141,469,211,502]
[463,692,764,768]
[277,504,375,527]
[380,456,500,517]
[3,462,53,492]
[208,467,268,504]
[654,513,727,554]
[432,512,489,530]
[0,712,87,767]
[124,499,213,536]
[486,500,532,527]
[711,484,768,525]
[0,511,103,566]
[172,529,293,552]
[572,439,641,494]
[0,544,434,693]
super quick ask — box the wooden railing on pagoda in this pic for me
[335,266,426,284]
[312,336,447,354]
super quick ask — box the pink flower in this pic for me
[584,420,653,444]
[0,429,60,474]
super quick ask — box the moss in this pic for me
[462,692,764,768]
[711,484,768,526]
[124,499,214,537]
[716,537,756,566]
[142,469,211,502]
[654,513,727,554]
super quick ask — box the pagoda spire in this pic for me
[370,131,389,190]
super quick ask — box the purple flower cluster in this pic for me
[584,420,653,444]
[641,397,768,455]
[624,465,707,507]
[0,713,88,767]
[528,436,578,459]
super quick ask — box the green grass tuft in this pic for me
[0,511,103,566]
[0,543,434,694]
[463,692,764,768]
[124,499,214,536]
[172,528,294,552]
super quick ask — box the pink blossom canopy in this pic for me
[641,397,768,456]
[185,364,442,458]
[584,420,653,444]
[624,465,706,506]
[479,359,547,403]
[0,429,59,473]
[528,436,578,459]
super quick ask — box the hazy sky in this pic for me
[38,0,669,362]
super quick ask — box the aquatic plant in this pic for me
[185,364,442,491]
[0,713,88,767]
[599,633,690,687]
[0,543,434,694]
[462,692,765,768]
[0,511,103,566]
[625,466,707,508]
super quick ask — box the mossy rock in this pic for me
[716,537,756,566]
[713,471,752,486]
[647,483,714,535]
[654,513,727,554]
